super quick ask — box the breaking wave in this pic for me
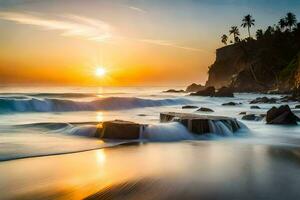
[0,97,193,113]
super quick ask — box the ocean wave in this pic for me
[0,97,192,113]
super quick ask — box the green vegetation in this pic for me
[279,58,298,81]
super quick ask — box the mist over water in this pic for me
[0,86,299,161]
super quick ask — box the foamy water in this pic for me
[0,86,299,161]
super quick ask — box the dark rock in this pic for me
[190,86,215,96]
[242,114,256,121]
[182,105,198,109]
[295,105,300,109]
[250,97,277,104]
[99,120,142,139]
[185,83,205,92]
[242,114,263,121]
[197,107,214,112]
[239,112,247,115]
[222,102,239,106]
[160,112,240,134]
[163,89,185,93]
[266,105,300,125]
[280,95,299,102]
[214,87,234,97]
[250,105,261,109]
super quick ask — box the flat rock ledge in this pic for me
[98,120,145,140]
[160,112,240,135]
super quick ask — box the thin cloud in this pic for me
[0,11,112,42]
[139,39,210,53]
[127,6,147,13]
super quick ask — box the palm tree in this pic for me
[285,12,297,31]
[256,29,263,40]
[241,14,255,38]
[221,34,228,45]
[229,26,240,43]
[278,18,287,31]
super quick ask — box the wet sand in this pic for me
[1,141,300,200]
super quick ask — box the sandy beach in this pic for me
[1,141,300,200]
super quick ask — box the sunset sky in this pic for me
[0,0,299,86]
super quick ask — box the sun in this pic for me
[95,67,106,77]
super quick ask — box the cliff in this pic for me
[205,28,300,93]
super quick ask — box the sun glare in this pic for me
[96,67,106,77]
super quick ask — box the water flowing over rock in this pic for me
[160,112,241,135]
[250,105,261,109]
[266,105,300,125]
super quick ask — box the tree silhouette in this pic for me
[221,34,228,45]
[229,26,240,43]
[285,12,297,31]
[256,29,263,40]
[278,18,287,31]
[241,14,255,38]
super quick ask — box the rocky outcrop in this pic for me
[99,120,143,139]
[250,105,261,109]
[250,97,277,104]
[185,83,205,92]
[163,89,185,93]
[197,107,214,112]
[190,86,215,96]
[222,102,239,106]
[242,114,263,121]
[182,105,198,109]
[214,87,234,97]
[266,105,300,125]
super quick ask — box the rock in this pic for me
[250,97,277,104]
[163,89,185,93]
[280,95,299,102]
[239,112,247,115]
[197,107,214,112]
[160,112,241,134]
[295,105,300,109]
[250,105,261,109]
[182,105,198,109]
[190,86,215,96]
[242,114,263,121]
[99,120,143,139]
[214,87,234,97]
[222,102,239,106]
[185,83,205,92]
[242,114,256,121]
[266,105,300,125]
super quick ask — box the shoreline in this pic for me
[1,141,300,200]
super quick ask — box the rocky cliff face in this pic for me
[294,54,300,88]
[206,35,300,93]
[205,44,248,89]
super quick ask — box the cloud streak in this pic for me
[0,11,112,42]
[139,39,210,53]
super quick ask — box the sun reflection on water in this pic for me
[96,149,106,165]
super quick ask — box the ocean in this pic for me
[0,86,299,161]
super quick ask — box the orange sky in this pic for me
[0,0,299,86]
